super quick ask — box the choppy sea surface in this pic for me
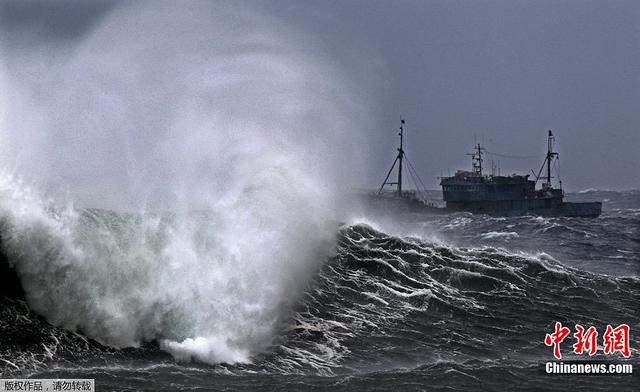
[1,190,638,391]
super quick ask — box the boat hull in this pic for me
[444,199,602,217]
[363,194,602,217]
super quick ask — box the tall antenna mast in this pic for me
[534,129,559,188]
[477,143,483,176]
[377,117,406,197]
[545,130,557,188]
[397,118,405,196]
[467,143,484,176]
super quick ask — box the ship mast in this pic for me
[467,143,484,176]
[377,118,406,197]
[545,130,557,188]
[534,130,559,188]
[397,118,404,196]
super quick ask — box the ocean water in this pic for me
[2,1,638,390]
[0,190,638,391]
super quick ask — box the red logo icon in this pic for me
[603,324,631,358]
[545,322,571,359]
[545,322,631,359]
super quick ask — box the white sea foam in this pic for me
[578,188,599,194]
[160,337,250,365]
[479,231,520,240]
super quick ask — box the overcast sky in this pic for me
[2,0,638,191]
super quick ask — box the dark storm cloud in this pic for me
[0,0,117,44]
[1,0,638,190]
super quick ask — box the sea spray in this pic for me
[0,1,376,364]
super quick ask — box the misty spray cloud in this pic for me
[0,0,374,364]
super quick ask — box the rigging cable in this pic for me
[554,158,562,186]
[404,154,428,193]
[484,150,543,160]
[406,163,420,193]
